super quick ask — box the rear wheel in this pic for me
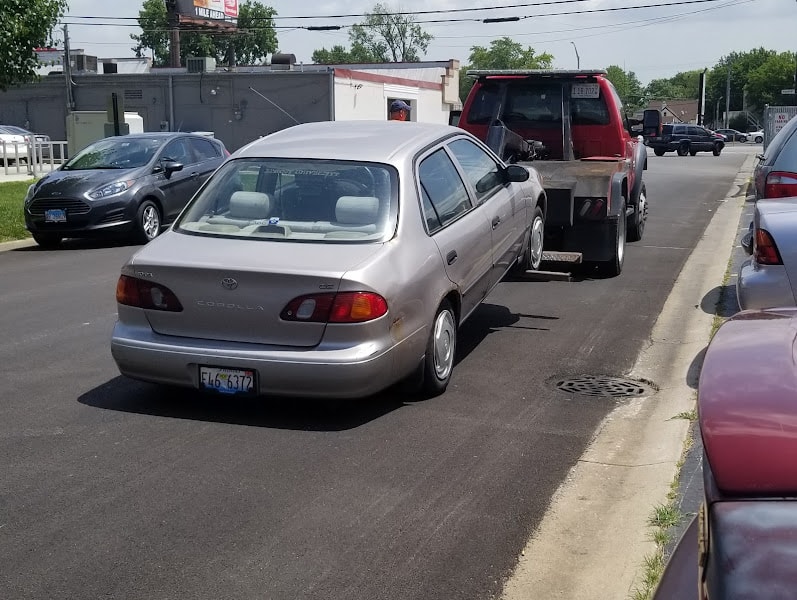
[755,135,763,143]
[676,143,689,157]
[627,184,647,243]
[597,204,626,277]
[712,144,722,156]
[419,301,457,398]
[135,200,161,243]
[653,148,665,157]
[512,206,544,273]
[32,233,62,248]
[689,150,698,156]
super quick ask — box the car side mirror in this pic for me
[161,160,184,178]
[504,164,530,183]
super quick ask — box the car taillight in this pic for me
[764,171,797,198]
[281,292,388,323]
[116,275,183,311]
[223,148,231,157]
[754,228,783,265]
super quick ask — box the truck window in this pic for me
[465,83,500,125]
[504,84,562,124]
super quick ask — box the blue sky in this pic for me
[62,0,796,84]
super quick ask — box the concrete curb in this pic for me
[501,152,757,600]
[0,238,36,252]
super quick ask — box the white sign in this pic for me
[782,89,796,95]
[774,112,793,134]
[571,83,600,99]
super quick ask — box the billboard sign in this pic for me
[174,0,238,22]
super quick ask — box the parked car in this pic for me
[653,306,797,598]
[748,129,764,143]
[0,125,51,158]
[714,128,747,142]
[0,128,27,165]
[752,113,797,199]
[737,198,797,310]
[644,123,724,156]
[24,132,228,247]
[110,120,548,400]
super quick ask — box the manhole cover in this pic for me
[554,375,657,399]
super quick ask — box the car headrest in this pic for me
[335,196,379,225]
[229,191,271,220]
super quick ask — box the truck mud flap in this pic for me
[562,217,619,262]
[545,184,575,227]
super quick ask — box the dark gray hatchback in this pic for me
[24,132,228,247]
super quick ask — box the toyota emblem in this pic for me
[221,277,238,290]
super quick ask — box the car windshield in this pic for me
[0,126,27,135]
[62,137,164,170]
[176,158,398,243]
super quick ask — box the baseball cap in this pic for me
[390,100,411,112]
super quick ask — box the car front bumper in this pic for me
[737,259,797,311]
[25,194,137,237]
[110,318,427,399]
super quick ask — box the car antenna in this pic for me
[248,86,301,125]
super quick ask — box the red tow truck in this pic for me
[456,69,661,277]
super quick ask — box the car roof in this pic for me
[234,121,464,163]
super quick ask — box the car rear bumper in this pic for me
[110,320,427,399]
[737,259,796,310]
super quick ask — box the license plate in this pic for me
[572,83,600,99]
[45,209,67,223]
[199,366,256,395]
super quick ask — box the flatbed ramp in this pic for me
[518,251,582,281]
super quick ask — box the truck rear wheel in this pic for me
[597,208,626,278]
[653,148,665,157]
[627,184,647,243]
[676,143,689,157]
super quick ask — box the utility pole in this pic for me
[165,0,181,68]
[724,65,731,129]
[63,24,74,112]
[571,42,580,69]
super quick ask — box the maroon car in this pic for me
[654,307,797,598]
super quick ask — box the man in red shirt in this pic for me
[389,100,411,121]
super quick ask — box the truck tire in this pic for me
[676,143,689,157]
[653,148,665,157]
[598,206,626,277]
[627,183,647,243]
[512,206,544,273]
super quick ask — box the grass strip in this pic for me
[0,180,33,242]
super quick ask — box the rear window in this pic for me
[768,116,797,171]
[662,125,673,134]
[176,158,398,243]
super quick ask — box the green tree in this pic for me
[745,52,797,111]
[605,65,644,110]
[312,3,432,65]
[131,0,278,67]
[705,48,777,114]
[460,37,554,101]
[0,0,67,91]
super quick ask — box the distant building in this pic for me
[34,48,151,76]
[646,99,699,124]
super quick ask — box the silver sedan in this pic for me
[738,198,797,310]
[111,120,547,399]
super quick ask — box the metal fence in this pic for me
[763,106,797,151]
[1,140,69,177]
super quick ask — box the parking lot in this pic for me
[0,146,757,599]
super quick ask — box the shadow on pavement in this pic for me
[14,237,140,252]
[78,375,407,432]
[700,283,740,319]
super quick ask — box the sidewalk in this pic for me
[502,148,758,600]
[0,162,58,182]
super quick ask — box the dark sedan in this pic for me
[24,132,228,247]
[714,128,747,143]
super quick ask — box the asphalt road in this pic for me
[0,146,754,600]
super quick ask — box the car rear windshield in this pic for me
[62,137,165,170]
[176,158,399,243]
[466,81,610,127]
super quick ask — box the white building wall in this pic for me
[334,77,450,124]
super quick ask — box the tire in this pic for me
[739,136,747,143]
[712,144,722,156]
[653,148,665,157]
[676,143,689,157]
[689,150,698,156]
[755,136,763,144]
[627,183,647,243]
[32,233,62,248]
[135,200,161,243]
[512,205,544,273]
[597,203,626,277]
[419,301,457,398]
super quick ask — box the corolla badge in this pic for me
[221,277,238,290]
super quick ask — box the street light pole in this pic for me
[571,42,580,69]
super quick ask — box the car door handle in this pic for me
[190,171,200,178]
[446,250,458,265]
[491,216,501,229]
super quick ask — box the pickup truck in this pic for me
[456,69,661,276]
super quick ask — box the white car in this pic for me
[748,130,764,144]
[0,130,26,165]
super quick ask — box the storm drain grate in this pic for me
[554,375,657,399]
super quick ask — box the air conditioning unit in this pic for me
[186,57,217,73]
[73,54,98,73]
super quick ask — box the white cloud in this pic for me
[62,0,796,84]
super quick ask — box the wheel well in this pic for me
[443,291,461,326]
[139,196,163,216]
[536,193,546,218]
